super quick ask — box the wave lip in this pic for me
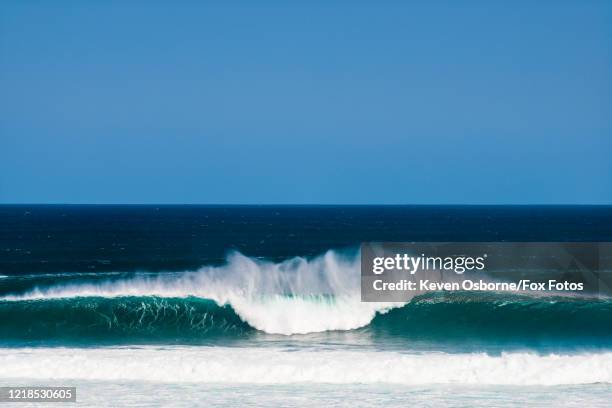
[2,347,612,385]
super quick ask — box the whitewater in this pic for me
[1,250,403,335]
[2,249,612,392]
[2,347,612,385]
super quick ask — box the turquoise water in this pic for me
[1,292,612,351]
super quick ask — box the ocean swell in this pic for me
[1,293,612,344]
[1,250,611,344]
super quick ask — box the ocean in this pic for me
[1,205,611,407]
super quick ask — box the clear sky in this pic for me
[1,1,610,204]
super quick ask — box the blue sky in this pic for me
[1,1,610,204]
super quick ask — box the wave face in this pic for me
[0,297,252,343]
[2,250,612,347]
[2,293,612,346]
[2,347,612,385]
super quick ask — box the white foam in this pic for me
[1,251,402,335]
[2,347,611,385]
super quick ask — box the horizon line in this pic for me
[1,203,611,207]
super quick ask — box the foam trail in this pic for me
[2,347,611,385]
[2,251,403,335]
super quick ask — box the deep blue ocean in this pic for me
[1,205,611,406]
[2,205,611,274]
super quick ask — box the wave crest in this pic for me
[2,250,399,335]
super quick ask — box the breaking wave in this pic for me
[1,250,611,345]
